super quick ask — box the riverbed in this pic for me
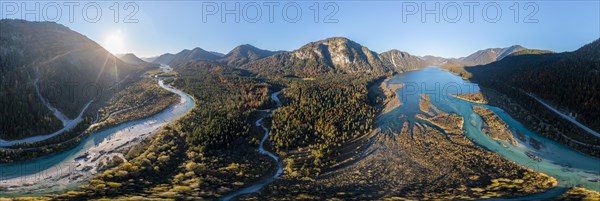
[380,67,599,198]
[220,90,284,201]
[0,78,195,196]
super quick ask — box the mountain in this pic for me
[0,19,141,139]
[379,50,431,72]
[152,48,224,66]
[209,51,225,57]
[178,60,233,73]
[168,47,223,67]
[243,37,427,76]
[140,56,158,62]
[420,55,451,65]
[117,53,152,66]
[152,53,175,65]
[439,46,552,78]
[460,45,526,66]
[219,44,280,67]
[467,39,600,132]
[426,45,552,69]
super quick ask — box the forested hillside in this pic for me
[467,39,600,132]
[117,53,156,67]
[0,20,141,140]
[168,48,223,67]
[153,48,223,66]
[218,44,279,67]
[152,53,175,64]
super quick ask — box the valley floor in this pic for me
[237,91,559,200]
[2,69,598,201]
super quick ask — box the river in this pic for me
[221,91,284,201]
[2,67,598,198]
[380,67,599,199]
[0,77,195,196]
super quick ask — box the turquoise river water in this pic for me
[380,67,599,199]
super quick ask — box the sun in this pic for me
[103,32,125,54]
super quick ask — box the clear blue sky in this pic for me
[2,1,599,58]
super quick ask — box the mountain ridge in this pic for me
[380,49,431,72]
[459,45,527,66]
[168,47,223,66]
[151,47,223,66]
[218,44,281,67]
[242,37,429,76]
[117,53,153,66]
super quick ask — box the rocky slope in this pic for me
[243,37,428,76]
[380,49,430,72]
